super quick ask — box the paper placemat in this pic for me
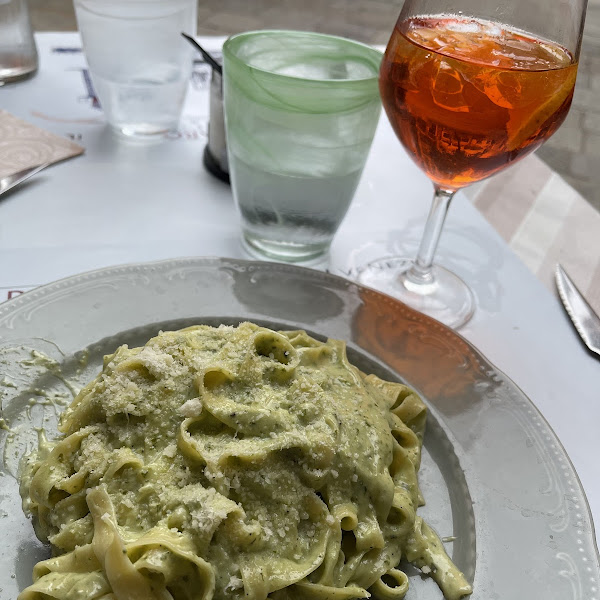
[0,109,84,179]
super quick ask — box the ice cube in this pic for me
[430,61,469,113]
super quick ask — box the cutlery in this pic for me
[0,163,48,197]
[555,264,600,357]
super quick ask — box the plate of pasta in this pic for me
[0,257,598,600]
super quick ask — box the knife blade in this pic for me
[555,264,600,356]
[0,163,48,197]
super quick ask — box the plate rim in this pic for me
[1,255,599,596]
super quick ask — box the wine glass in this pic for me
[356,0,587,328]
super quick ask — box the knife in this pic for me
[0,163,48,197]
[555,264,600,357]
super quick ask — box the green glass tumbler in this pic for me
[222,30,382,262]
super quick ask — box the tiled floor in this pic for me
[29,0,600,212]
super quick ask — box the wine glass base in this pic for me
[355,257,475,329]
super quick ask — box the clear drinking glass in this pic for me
[73,0,196,137]
[0,0,38,84]
[223,31,382,263]
[356,0,587,328]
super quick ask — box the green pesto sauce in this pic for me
[19,323,472,600]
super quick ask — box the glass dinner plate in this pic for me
[0,257,598,600]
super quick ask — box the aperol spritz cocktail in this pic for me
[380,16,577,190]
[357,2,586,329]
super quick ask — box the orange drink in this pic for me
[379,17,577,189]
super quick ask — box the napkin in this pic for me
[0,110,84,179]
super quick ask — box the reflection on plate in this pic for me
[0,257,598,599]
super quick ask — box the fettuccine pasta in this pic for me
[19,323,472,600]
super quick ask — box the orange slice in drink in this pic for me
[506,66,577,151]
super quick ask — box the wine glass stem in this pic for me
[407,187,455,285]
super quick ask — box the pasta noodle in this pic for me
[18,323,472,600]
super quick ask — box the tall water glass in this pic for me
[223,31,382,263]
[74,0,196,137]
[0,0,38,83]
[356,0,587,328]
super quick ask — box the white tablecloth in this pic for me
[1,33,599,549]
